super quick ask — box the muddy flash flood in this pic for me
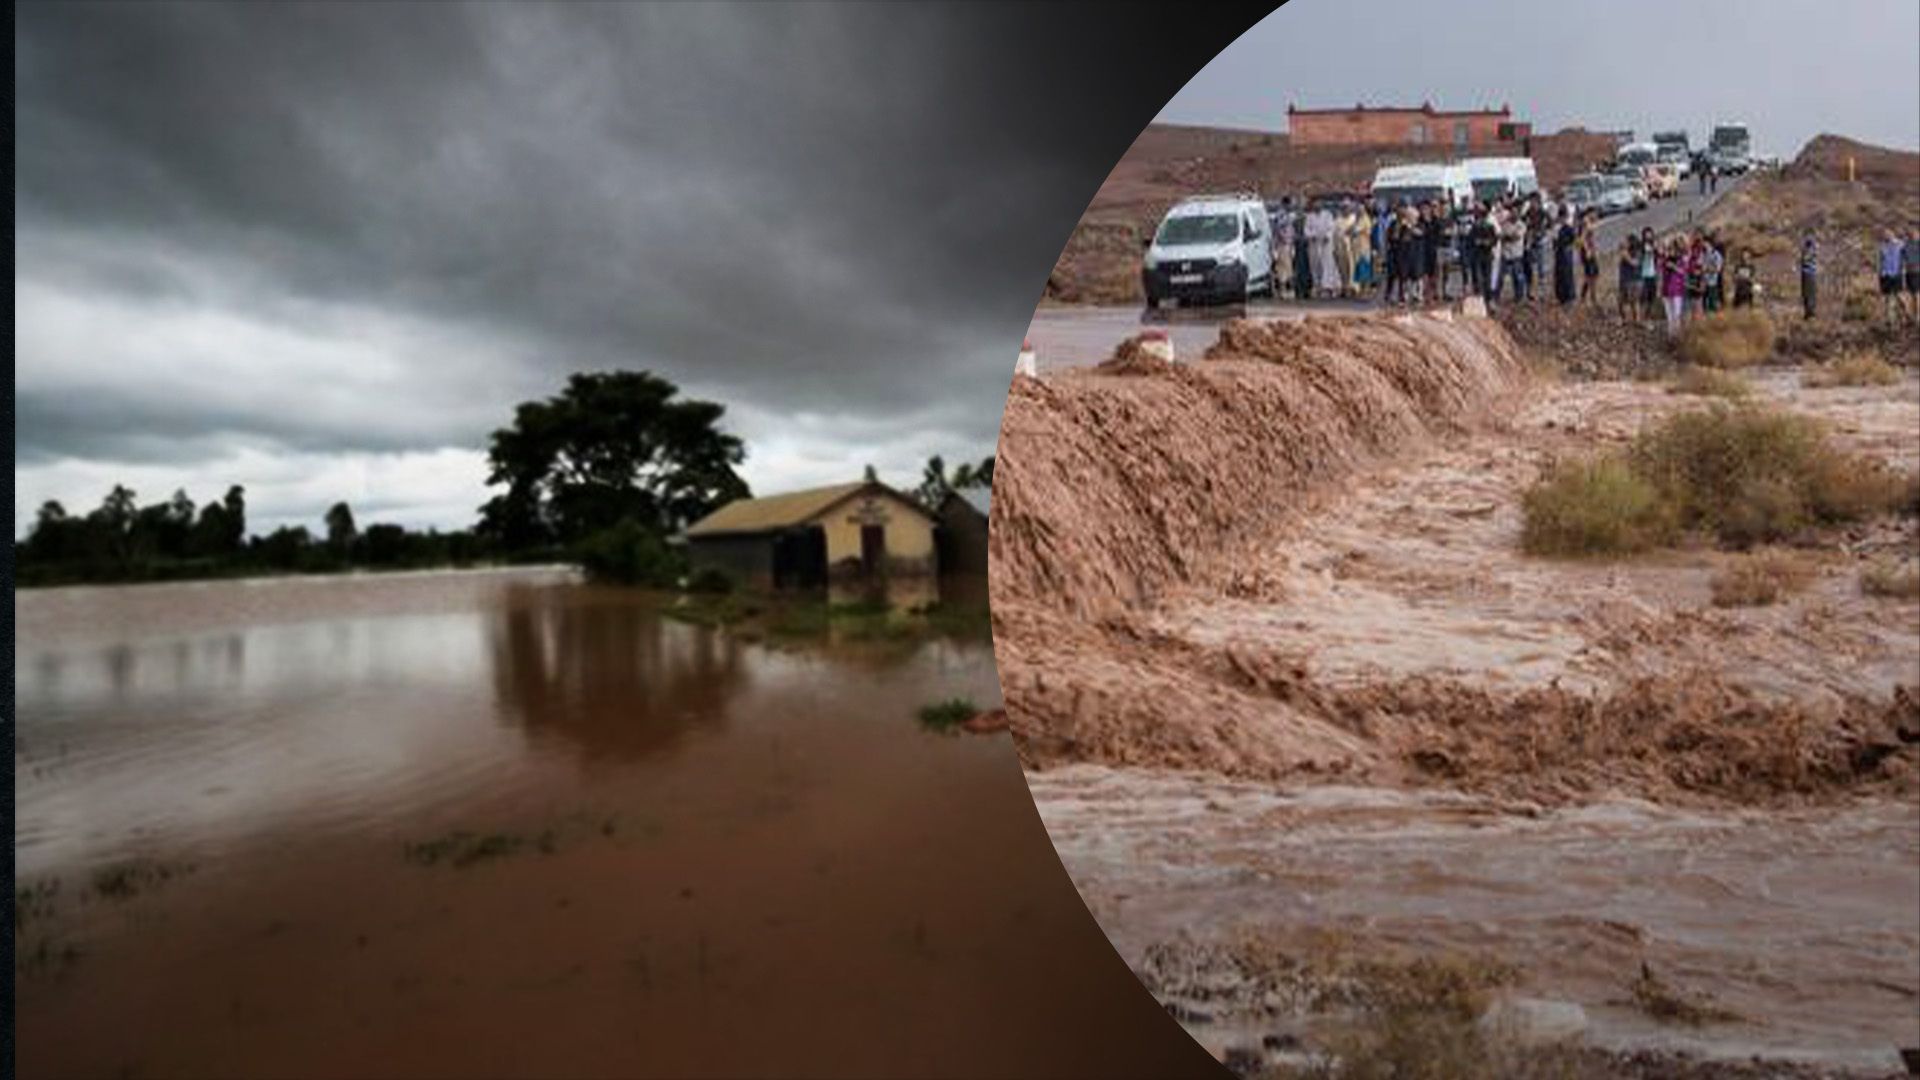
[15,568,1223,1079]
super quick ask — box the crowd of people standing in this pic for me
[1269,190,1920,335]
[1268,192,1603,311]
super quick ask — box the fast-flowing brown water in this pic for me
[15,568,1222,1079]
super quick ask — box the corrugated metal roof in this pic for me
[685,481,931,537]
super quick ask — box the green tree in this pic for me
[324,501,358,555]
[479,371,749,549]
[915,454,994,507]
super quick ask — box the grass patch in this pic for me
[1626,963,1743,1026]
[1667,367,1752,400]
[1861,559,1920,599]
[1519,457,1675,557]
[1674,309,1776,368]
[90,858,195,901]
[917,697,978,733]
[1709,549,1815,607]
[1803,349,1901,388]
[403,829,547,868]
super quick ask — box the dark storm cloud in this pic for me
[17,3,1259,530]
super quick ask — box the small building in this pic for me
[1287,102,1531,149]
[684,480,938,590]
[934,487,990,577]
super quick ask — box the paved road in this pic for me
[1026,175,1746,372]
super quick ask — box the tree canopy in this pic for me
[479,371,749,549]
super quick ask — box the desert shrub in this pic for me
[1839,274,1881,322]
[1667,367,1751,399]
[1674,309,1776,368]
[1520,457,1676,556]
[1861,560,1920,599]
[1525,405,1912,556]
[1709,550,1814,607]
[1803,349,1901,388]
[1626,405,1903,547]
[574,519,685,586]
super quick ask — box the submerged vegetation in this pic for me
[663,590,990,647]
[916,697,979,734]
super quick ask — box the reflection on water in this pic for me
[14,568,1218,1079]
[489,585,750,760]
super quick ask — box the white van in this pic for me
[1141,194,1274,308]
[1368,163,1473,211]
[1462,157,1539,203]
[1617,142,1659,169]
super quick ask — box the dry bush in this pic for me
[1840,274,1882,323]
[1520,457,1675,557]
[1709,549,1815,607]
[1628,405,1909,548]
[1861,559,1920,599]
[1803,349,1901,387]
[1674,309,1777,368]
[1667,367,1752,399]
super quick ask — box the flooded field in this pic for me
[15,568,1220,1079]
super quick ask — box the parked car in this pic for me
[1644,162,1680,198]
[1606,166,1650,209]
[1141,193,1275,309]
[1597,174,1640,216]
[1562,172,1605,215]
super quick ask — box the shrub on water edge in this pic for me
[1520,457,1675,557]
[1522,405,1915,556]
[574,519,685,587]
[684,565,735,594]
[1861,560,1920,599]
[1803,350,1901,388]
[1674,309,1776,368]
[1667,366,1752,399]
[916,697,977,733]
[1709,549,1815,607]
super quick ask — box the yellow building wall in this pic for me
[808,490,936,572]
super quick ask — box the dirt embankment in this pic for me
[1698,135,1919,353]
[1046,123,1621,305]
[989,312,1920,805]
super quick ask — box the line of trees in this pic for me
[17,370,995,589]
[16,484,495,587]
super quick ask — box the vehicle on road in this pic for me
[1368,163,1473,211]
[1563,172,1606,215]
[1616,141,1659,170]
[1653,130,1692,176]
[1644,162,1680,198]
[1463,157,1540,203]
[1141,193,1274,309]
[1597,173,1640,216]
[1605,166,1650,209]
[1709,122,1753,175]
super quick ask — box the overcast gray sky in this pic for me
[1158,0,1920,156]
[15,4,1248,538]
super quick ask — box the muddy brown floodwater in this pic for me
[14,568,1225,1079]
[991,311,1920,1076]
